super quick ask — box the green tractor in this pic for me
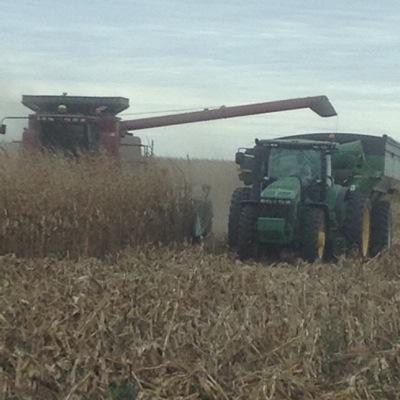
[229,133,400,262]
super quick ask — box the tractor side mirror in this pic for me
[0,124,6,135]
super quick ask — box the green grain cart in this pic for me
[229,133,400,262]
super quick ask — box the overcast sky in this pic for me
[1,0,399,159]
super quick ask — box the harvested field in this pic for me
[2,248,400,399]
[1,155,400,399]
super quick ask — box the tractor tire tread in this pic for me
[228,187,251,248]
[343,191,371,256]
[301,207,326,263]
[371,200,392,256]
[237,205,258,260]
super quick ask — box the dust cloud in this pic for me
[182,159,240,235]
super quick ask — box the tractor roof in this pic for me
[277,132,380,144]
[22,95,130,115]
[276,133,399,156]
[257,138,337,150]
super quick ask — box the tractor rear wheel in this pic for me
[344,191,371,258]
[301,207,327,262]
[228,187,251,248]
[371,200,392,256]
[237,205,258,260]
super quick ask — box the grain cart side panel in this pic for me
[383,135,400,183]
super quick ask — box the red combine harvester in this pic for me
[0,94,336,159]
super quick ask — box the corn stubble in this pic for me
[1,155,400,399]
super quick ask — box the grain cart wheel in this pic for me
[344,192,371,258]
[371,200,392,256]
[237,205,258,260]
[301,208,327,262]
[228,187,251,248]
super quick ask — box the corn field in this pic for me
[0,154,194,258]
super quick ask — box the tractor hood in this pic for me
[261,177,301,202]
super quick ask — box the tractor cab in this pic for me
[236,138,337,204]
[231,138,343,262]
[21,95,129,156]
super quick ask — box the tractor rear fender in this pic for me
[370,189,394,204]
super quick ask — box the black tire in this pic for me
[343,191,371,257]
[301,207,327,262]
[371,200,392,256]
[237,205,258,260]
[228,187,251,248]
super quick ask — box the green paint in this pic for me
[257,217,289,244]
[261,176,301,201]
[235,134,400,257]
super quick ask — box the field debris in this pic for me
[2,247,400,399]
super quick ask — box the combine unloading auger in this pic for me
[120,95,337,132]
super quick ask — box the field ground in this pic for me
[1,156,400,399]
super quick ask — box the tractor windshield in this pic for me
[268,148,321,182]
[40,120,100,156]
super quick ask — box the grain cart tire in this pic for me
[237,205,258,260]
[301,207,327,262]
[371,200,392,256]
[228,187,251,248]
[344,191,371,258]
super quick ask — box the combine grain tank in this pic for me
[20,95,129,156]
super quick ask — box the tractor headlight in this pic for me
[278,199,292,205]
[261,198,292,205]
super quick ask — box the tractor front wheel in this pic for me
[237,205,258,260]
[301,207,327,263]
[228,187,251,248]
